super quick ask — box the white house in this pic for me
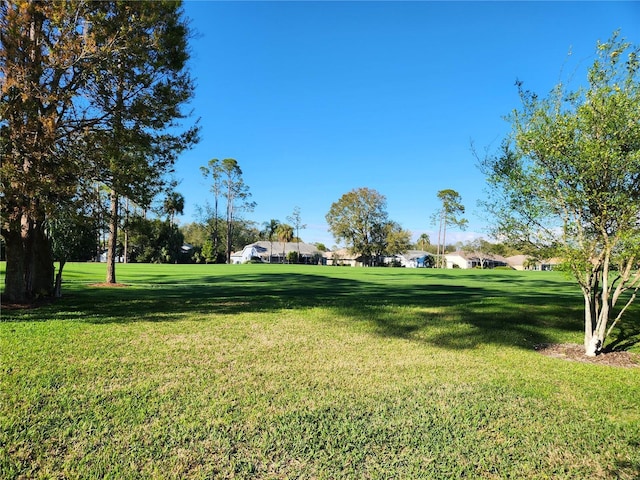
[506,255,561,271]
[323,248,362,267]
[387,250,433,268]
[444,251,509,269]
[231,241,323,264]
[98,251,123,263]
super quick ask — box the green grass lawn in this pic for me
[1,263,639,479]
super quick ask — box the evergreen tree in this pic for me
[0,1,198,299]
[88,1,198,283]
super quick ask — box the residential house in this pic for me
[231,241,323,264]
[444,250,509,269]
[387,250,434,268]
[506,255,561,271]
[505,254,529,271]
[323,248,363,267]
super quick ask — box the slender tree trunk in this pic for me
[213,196,219,257]
[436,212,443,269]
[226,219,232,264]
[441,215,448,268]
[106,189,119,283]
[54,260,66,298]
[583,268,605,357]
[123,197,129,264]
[225,186,233,264]
[107,63,124,280]
[584,293,597,355]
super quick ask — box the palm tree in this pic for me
[417,233,430,251]
[434,189,467,268]
[276,223,294,263]
[261,219,280,263]
[163,191,185,226]
[287,206,306,262]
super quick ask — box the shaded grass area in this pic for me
[1,263,639,479]
[4,264,591,349]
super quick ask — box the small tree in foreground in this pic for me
[481,32,640,356]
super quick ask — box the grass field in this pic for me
[1,263,639,479]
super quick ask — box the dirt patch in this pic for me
[89,283,129,288]
[535,343,640,368]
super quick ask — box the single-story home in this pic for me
[231,241,323,264]
[506,255,562,271]
[98,250,123,263]
[386,250,434,268]
[323,248,362,267]
[445,251,509,269]
[324,249,433,268]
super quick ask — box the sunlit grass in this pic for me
[1,263,639,478]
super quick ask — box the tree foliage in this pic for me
[201,158,254,263]
[88,1,198,284]
[126,216,184,264]
[0,0,198,300]
[49,202,98,296]
[433,189,467,268]
[276,223,294,242]
[181,216,259,264]
[379,221,412,258]
[163,190,185,226]
[287,206,306,259]
[416,233,431,251]
[326,187,410,266]
[481,32,640,356]
[1,1,98,300]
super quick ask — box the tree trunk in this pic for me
[123,197,129,264]
[3,214,54,303]
[213,197,219,256]
[583,293,598,356]
[436,212,443,269]
[441,216,448,268]
[583,280,606,357]
[54,260,66,298]
[226,219,233,264]
[106,189,119,283]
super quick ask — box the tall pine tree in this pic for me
[87,1,198,284]
[0,1,198,299]
[1,1,99,301]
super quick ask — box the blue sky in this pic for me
[173,1,640,248]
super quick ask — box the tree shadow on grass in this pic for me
[1,269,615,351]
[603,316,640,353]
[609,437,640,479]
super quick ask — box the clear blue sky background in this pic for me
[173,1,639,248]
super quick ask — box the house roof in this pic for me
[505,255,562,266]
[396,250,433,261]
[246,241,322,257]
[445,250,508,263]
[322,247,361,260]
[506,254,529,267]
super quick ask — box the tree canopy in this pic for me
[433,189,467,268]
[481,31,640,356]
[0,0,198,300]
[326,187,411,266]
[201,158,254,264]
